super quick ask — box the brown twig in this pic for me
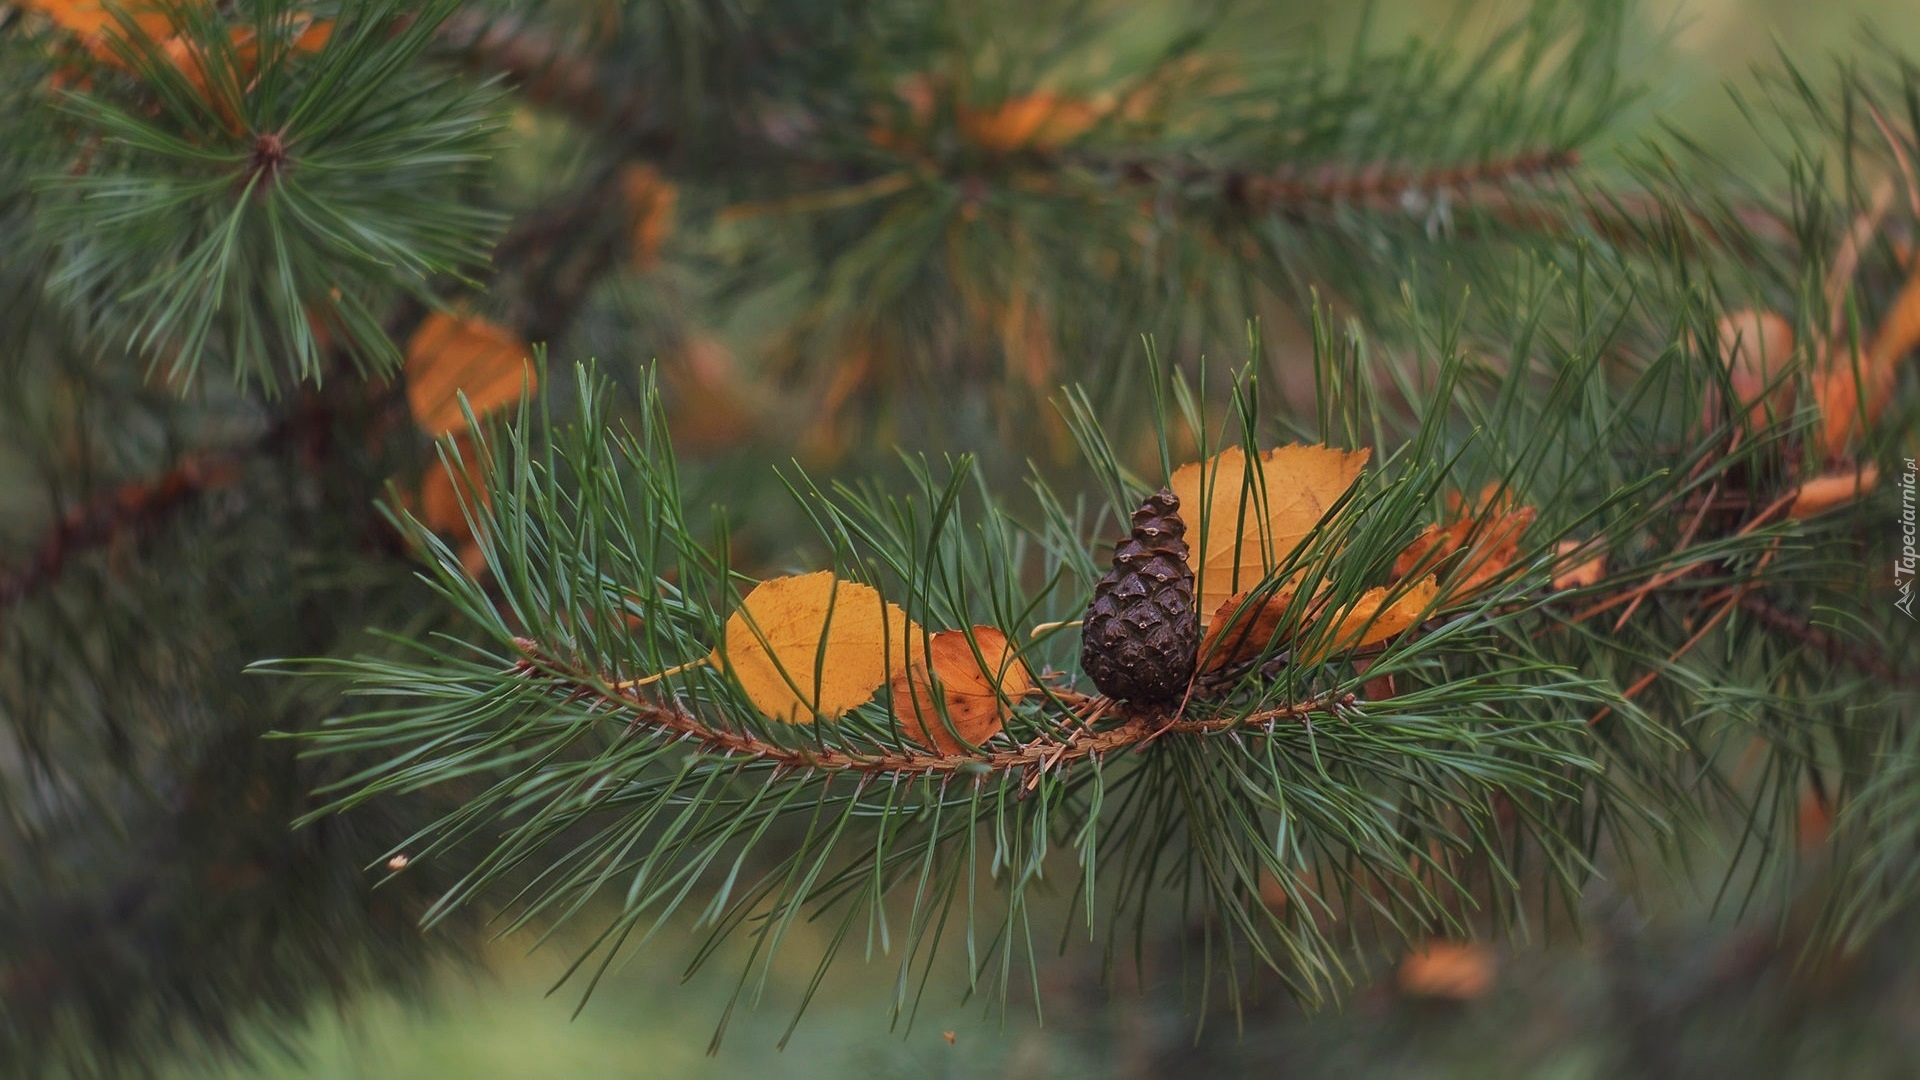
[511,638,1349,779]
[1095,146,1580,212]
[1735,593,1919,689]
[0,454,243,615]
[1234,148,1582,210]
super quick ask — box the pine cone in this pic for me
[1080,488,1198,705]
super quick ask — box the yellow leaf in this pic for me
[404,313,534,437]
[714,571,923,724]
[890,626,1032,754]
[1168,444,1370,617]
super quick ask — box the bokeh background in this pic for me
[7,0,1918,1077]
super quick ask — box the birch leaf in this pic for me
[1168,444,1370,616]
[405,313,534,437]
[891,626,1032,754]
[715,572,922,724]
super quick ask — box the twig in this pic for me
[1234,148,1581,209]
[1092,146,1579,212]
[0,454,242,615]
[1735,593,1919,689]
[510,638,1347,779]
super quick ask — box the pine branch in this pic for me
[1734,593,1918,689]
[508,635,1348,779]
[0,452,240,614]
[1101,146,1584,213]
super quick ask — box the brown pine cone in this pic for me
[1080,488,1198,705]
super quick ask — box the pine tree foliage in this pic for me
[0,0,1917,1073]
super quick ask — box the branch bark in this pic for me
[0,454,241,615]
[510,637,1350,780]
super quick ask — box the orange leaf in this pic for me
[1788,462,1880,519]
[404,313,534,437]
[1448,505,1536,598]
[1196,586,1310,674]
[619,163,678,271]
[1817,259,1920,458]
[1168,444,1370,617]
[890,626,1033,754]
[1551,539,1607,590]
[1198,575,1436,672]
[1713,309,1797,432]
[1392,519,1471,581]
[712,572,923,724]
[1295,577,1437,664]
[957,92,1102,153]
[20,0,175,49]
[1397,941,1495,1000]
[1394,483,1535,602]
[414,433,489,577]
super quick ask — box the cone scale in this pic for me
[1080,488,1199,705]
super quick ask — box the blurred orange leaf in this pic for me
[1397,940,1495,1000]
[24,1,329,123]
[20,0,174,53]
[1551,539,1607,590]
[413,432,489,577]
[1818,258,1920,458]
[620,163,677,271]
[404,312,534,437]
[1788,462,1879,519]
[957,92,1103,153]
[711,572,923,724]
[664,334,760,452]
[1713,309,1797,432]
[1798,788,1834,853]
[1168,444,1370,617]
[891,626,1032,754]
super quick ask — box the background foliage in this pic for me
[1,0,1918,1076]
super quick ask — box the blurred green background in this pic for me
[139,1,1920,1077]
